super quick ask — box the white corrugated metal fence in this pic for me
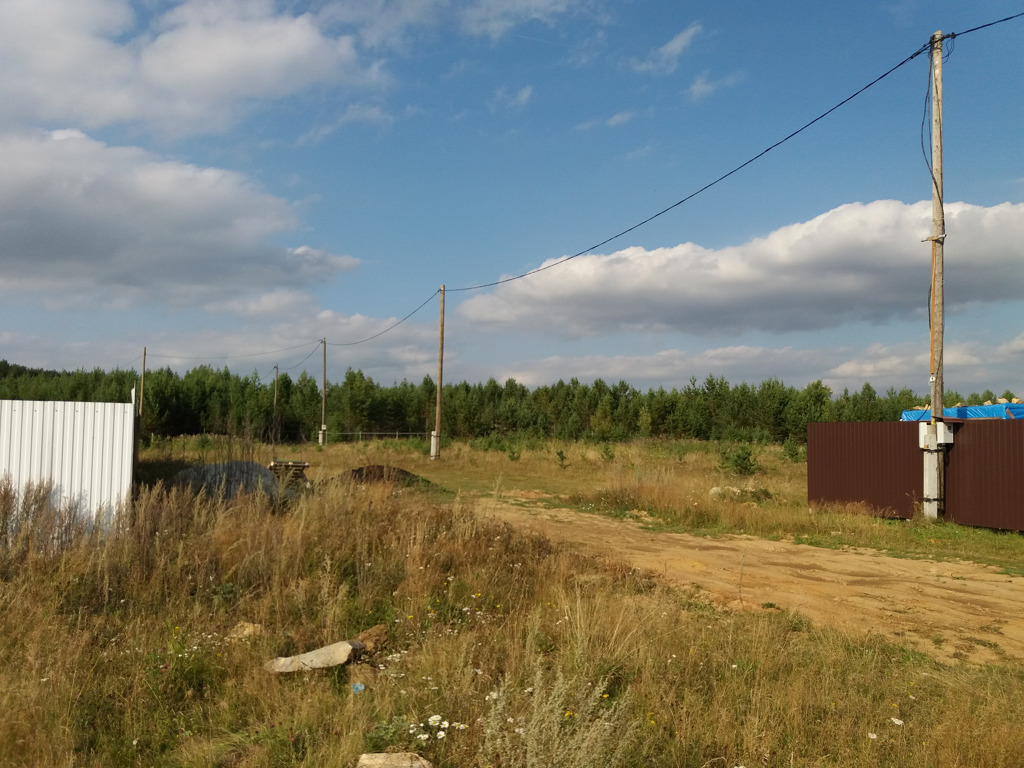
[0,399,135,523]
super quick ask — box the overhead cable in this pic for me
[146,340,322,362]
[448,12,1024,294]
[447,40,932,292]
[327,289,440,347]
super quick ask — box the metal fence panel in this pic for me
[0,399,135,523]
[945,420,1024,530]
[807,422,922,518]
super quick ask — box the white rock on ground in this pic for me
[355,754,432,768]
[264,640,365,673]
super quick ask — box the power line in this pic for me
[448,41,932,292]
[447,12,1024,294]
[146,340,322,362]
[282,343,322,373]
[326,289,440,347]
[949,10,1024,38]
[119,13,1024,362]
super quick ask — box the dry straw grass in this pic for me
[2,439,1024,766]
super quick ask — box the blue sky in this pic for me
[1,0,1023,397]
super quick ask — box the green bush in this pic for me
[719,444,759,475]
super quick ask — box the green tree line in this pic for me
[0,359,1015,445]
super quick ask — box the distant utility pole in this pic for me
[923,30,949,519]
[138,346,146,418]
[431,285,445,460]
[319,338,327,446]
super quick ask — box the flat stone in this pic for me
[355,754,432,768]
[264,639,365,673]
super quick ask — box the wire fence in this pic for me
[330,431,430,443]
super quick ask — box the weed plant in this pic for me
[3,439,1024,765]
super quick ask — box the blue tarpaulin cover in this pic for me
[900,403,1024,421]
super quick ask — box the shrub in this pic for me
[719,444,759,475]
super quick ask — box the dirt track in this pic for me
[478,494,1024,666]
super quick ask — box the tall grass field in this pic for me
[3,437,1024,766]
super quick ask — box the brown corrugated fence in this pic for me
[807,422,922,518]
[808,420,1024,530]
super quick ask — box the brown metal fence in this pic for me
[807,422,922,518]
[808,420,1024,530]
[944,420,1024,529]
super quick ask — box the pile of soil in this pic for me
[344,465,430,487]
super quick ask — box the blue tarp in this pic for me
[900,403,1024,421]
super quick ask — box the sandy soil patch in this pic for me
[478,498,1024,665]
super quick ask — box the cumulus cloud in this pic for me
[316,0,444,50]
[0,130,359,309]
[457,200,1024,337]
[1,308,438,381]
[456,332,1024,396]
[493,346,818,388]
[0,0,386,136]
[629,23,702,75]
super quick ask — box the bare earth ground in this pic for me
[477,493,1024,666]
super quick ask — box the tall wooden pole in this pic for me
[138,346,146,417]
[320,338,327,446]
[432,285,445,460]
[924,30,946,518]
[273,364,279,445]
[930,30,945,423]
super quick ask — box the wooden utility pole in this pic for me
[432,285,445,460]
[138,346,146,417]
[319,338,327,446]
[923,30,948,519]
[272,364,279,445]
[930,30,945,423]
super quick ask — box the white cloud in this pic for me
[457,200,1024,337]
[629,23,702,75]
[0,130,358,308]
[0,0,386,136]
[317,0,444,50]
[606,110,635,127]
[449,332,1024,396]
[687,70,743,101]
[489,85,533,111]
[299,102,393,144]
[493,346,817,388]
[576,110,633,131]
[205,289,313,318]
[461,0,583,39]
[287,246,360,278]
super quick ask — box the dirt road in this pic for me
[478,494,1024,665]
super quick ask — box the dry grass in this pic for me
[2,439,1024,766]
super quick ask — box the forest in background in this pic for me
[0,359,1016,445]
